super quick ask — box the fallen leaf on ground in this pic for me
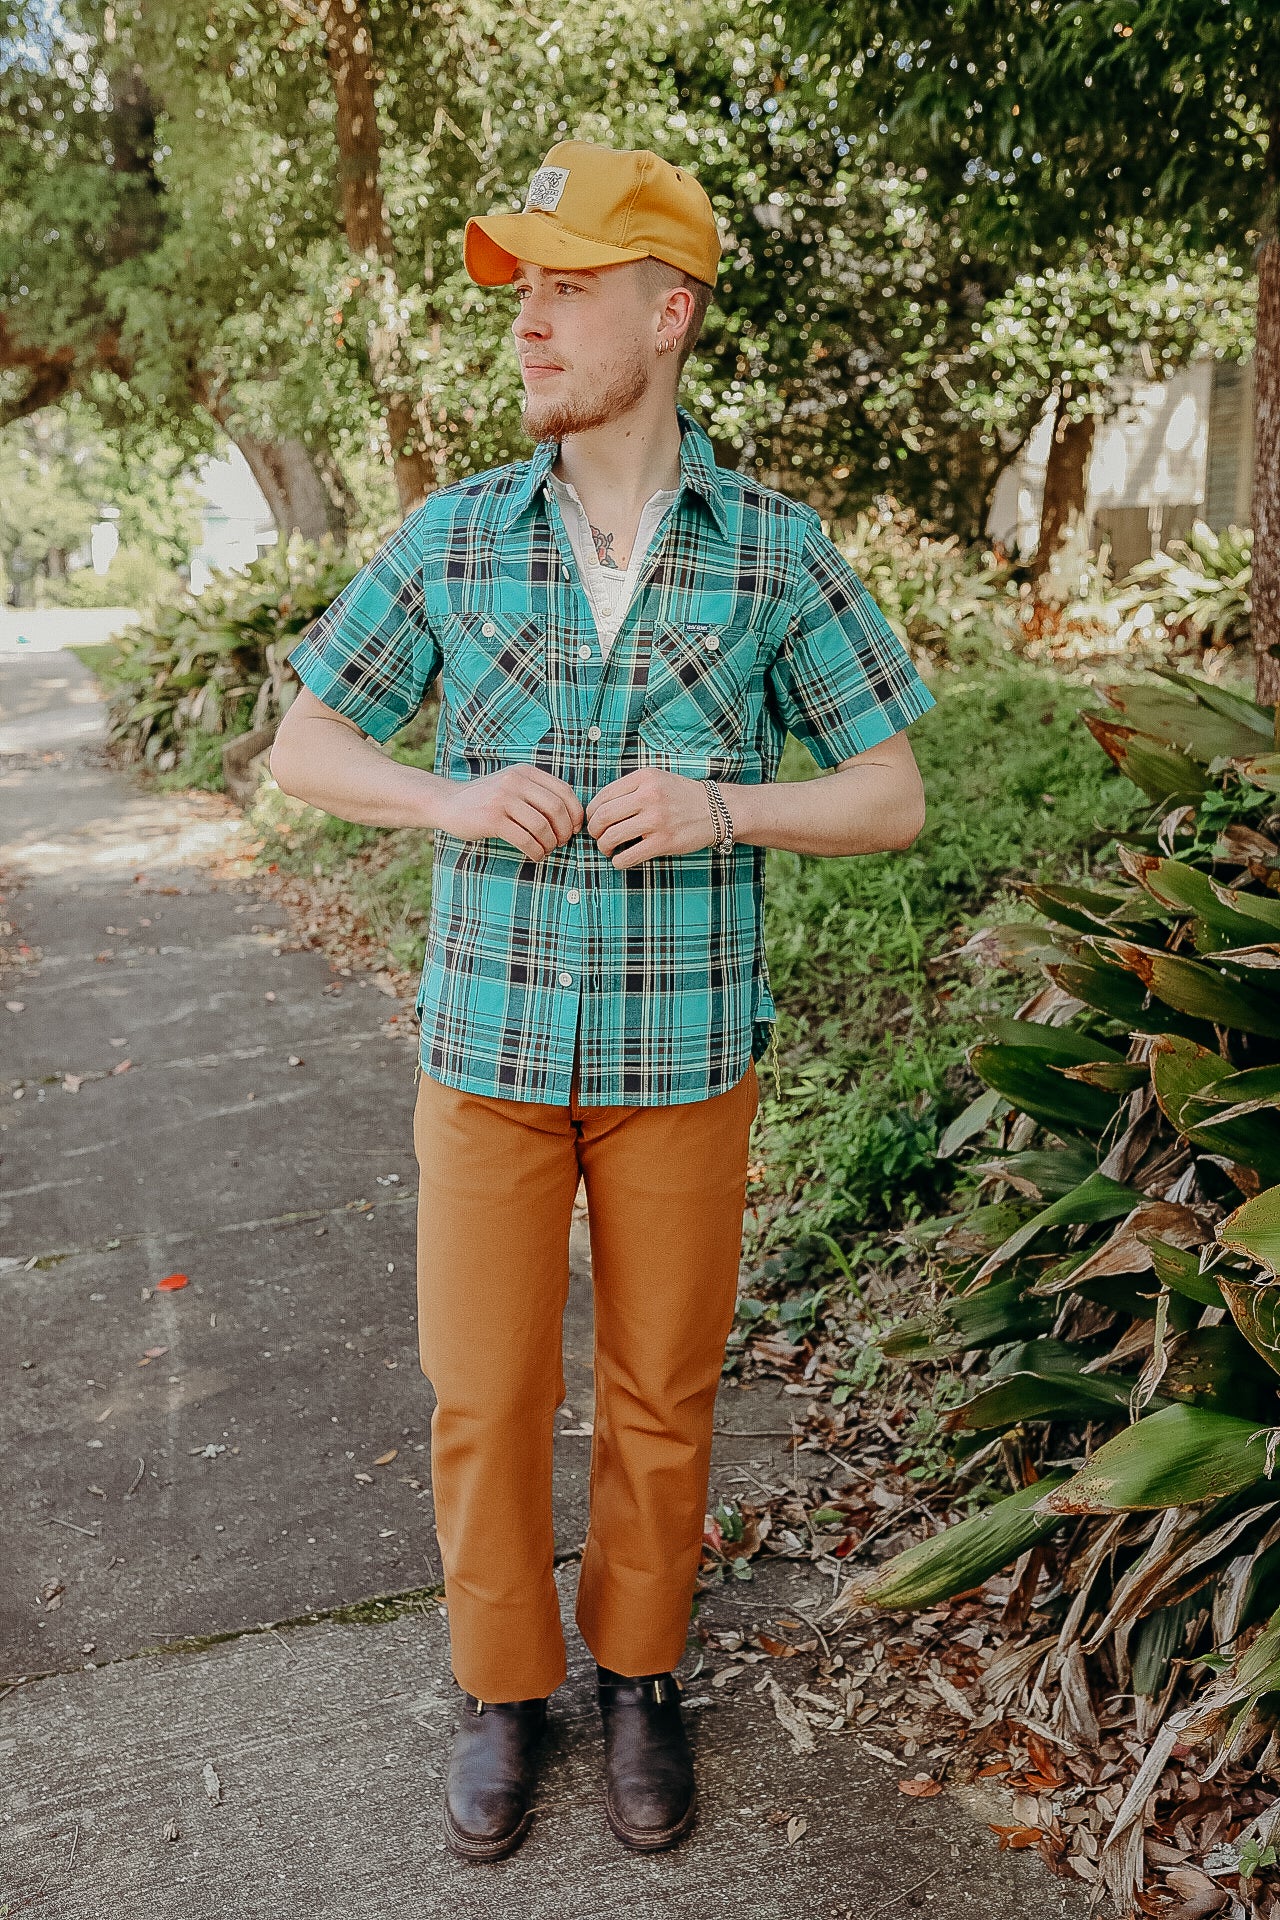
[111,1058,131,1075]
[899,1776,943,1798]
[156,1273,189,1292]
[766,1677,816,1755]
[786,1815,808,1845]
[990,1824,1044,1850]
[373,1449,398,1465]
[203,1762,222,1805]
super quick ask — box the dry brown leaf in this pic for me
[373,1449,398,1466]
[990,1823,1043,1850]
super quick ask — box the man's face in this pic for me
[510,259,654,442]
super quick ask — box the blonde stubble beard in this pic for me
[520,342,656,443]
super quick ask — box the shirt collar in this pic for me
[497,404,731,542]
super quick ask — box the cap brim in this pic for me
[463,212,651,286]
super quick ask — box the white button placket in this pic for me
[541,481,599,1095]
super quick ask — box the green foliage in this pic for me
[829,500,1020,664]
[46,546,184,614]
[106,538,360,768]
[1112,522,1254,652]
[0,0,1256,548]
[753,669,1136,1258]
[0,402,199,605]
[867,670,1280,1796]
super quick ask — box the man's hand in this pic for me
[270,689,585,850]
[437,764,585,861]
[585,769,717,869]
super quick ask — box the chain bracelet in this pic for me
[702,777,735,852]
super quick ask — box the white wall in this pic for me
[188,445,277,593]
[986,357,1214,559]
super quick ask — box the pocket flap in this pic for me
[444,610,551,749]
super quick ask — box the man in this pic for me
[270,138,934,1862]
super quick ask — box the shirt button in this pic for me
[566,888,581,904]
[558,970,573,987]
[562,566,571,581]
[587,725,602,741]
[704,634,721,651]
[578,645,592,660]
[481,620,497,637]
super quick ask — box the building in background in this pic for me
[186,445,276,593]
[986,352,1256,576]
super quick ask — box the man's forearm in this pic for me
[720,752,926,857]
[269,709,451,829]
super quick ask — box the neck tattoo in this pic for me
[590,523,622,570]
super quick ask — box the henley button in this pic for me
[587,725,602,741]
[480,620,497,637]
[558,970,573,987]
[566,888,581,904]
[704,634,720,650]
[578,645,592,660]
[562,566,571,580]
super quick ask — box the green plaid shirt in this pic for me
[287,406,935,1106]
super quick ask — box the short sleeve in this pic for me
[286,510,441,744]
[766,515,936,768]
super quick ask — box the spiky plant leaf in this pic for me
[1218,1278,1280,1379]
[1145,1238,1226,1310]
[1219,1185,1280,1279]
[1048,952,1209,1036]
[1107,943,1280,1039]
[1099,681,1265,760]
[1153,671,1272,740]
[970,1171,1137,1282]
[1039,1405,1278,1515]
[878,1274,1056,1360]
[857,1476,1070,1610]
[970,1043,1120,1137]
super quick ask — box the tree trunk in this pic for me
[317,0,438,516]
[232,429,350,543]
[1252,111,1280,713]
[1033,387,1096,582]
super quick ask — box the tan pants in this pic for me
[412,1055,760,1702]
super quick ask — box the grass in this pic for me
[749,666,1138,1283]
[65,640,132,679]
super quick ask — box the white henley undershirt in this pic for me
[546,469,679,661]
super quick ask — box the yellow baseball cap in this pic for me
[464,140,721,287]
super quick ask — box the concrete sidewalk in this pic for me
[0,639,1084,1919]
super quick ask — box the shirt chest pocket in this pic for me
[638,620,758,763]
[443,611,552,753]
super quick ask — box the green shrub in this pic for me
[105,536,362,771]
[831,499,1022,666]
[1111,520,1252,652]
[863,670,1280,1902]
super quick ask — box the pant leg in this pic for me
[413,1070,579,1701]
[571,1059,760,1675]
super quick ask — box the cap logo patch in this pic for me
[524,166,570,213]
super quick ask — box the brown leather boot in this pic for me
[442,1693,548,1861]
[596,1667,696,1851]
